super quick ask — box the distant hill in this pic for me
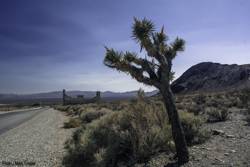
[0,90,158,104]
[171,62,250,93]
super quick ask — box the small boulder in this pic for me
[230,150,236,153]
[212,129,225,135]
[226,134,235,138]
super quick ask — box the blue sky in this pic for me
[0,0,249,94]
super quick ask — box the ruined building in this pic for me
[62,89,101,105]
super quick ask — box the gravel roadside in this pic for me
[0,108,72,167]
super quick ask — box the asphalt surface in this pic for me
[0,108,46,135]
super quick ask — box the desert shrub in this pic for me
[234,97,243,108]
[187,104,203,115]
[179,112,209,145]
[111,102,130,111]
[68,105,84,116]
[175,95,184,103]
[80,108,111,123]
[56,105,78,115]
[227,96,241,108]
[206,107,229,122]
[239,88,250,108]
[244,107,250,125]
[63,98,209,167]
[176,103,185,110]
[31,103,40,107]
[64,118,81,129]
[63,100,173,167]
[222,100,234,108]
[194,94,206,105]
[206,98,219,108]
[214,94,222,99]
[93,101,130,111]
[54,105,68,111]
[0,105,30,111]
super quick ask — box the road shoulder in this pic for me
[0,108,73,167]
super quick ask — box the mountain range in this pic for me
[0,90,158,104]
[1,62,250,103]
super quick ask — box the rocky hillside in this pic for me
[171,62,250,93]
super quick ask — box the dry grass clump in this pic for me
[100,101,131,111]
[180,112,210,145]
[206,106,229,122]
[55,103,113,122]
[193,94,206,105]
[54,105,77,115]
[0,104,32,112]
[186,104,203,115]
[80,108,112,123]
[206,98,220,108]
[238,88,250,108]
[176,91,245,121]
[175,93,207,115]
[244,107,250,125]
[165,90,250,116]
[64,118,82,129]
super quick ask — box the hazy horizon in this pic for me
[0,89,158,95]
[1,0,249,94]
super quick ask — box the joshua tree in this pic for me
[104,18,189,164]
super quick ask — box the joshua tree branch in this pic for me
[104,48,160,87]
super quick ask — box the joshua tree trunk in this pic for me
[160,86,189,164]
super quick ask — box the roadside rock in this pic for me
[212,129,225,135]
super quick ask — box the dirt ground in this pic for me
[182,108,250,167]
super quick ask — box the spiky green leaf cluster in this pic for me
[132,18,154,44]
[104,18,185,88]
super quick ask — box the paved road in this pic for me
[0,108,46,135]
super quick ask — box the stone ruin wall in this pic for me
[62,89,101,105]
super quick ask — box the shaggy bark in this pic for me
[161,86,189,164]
